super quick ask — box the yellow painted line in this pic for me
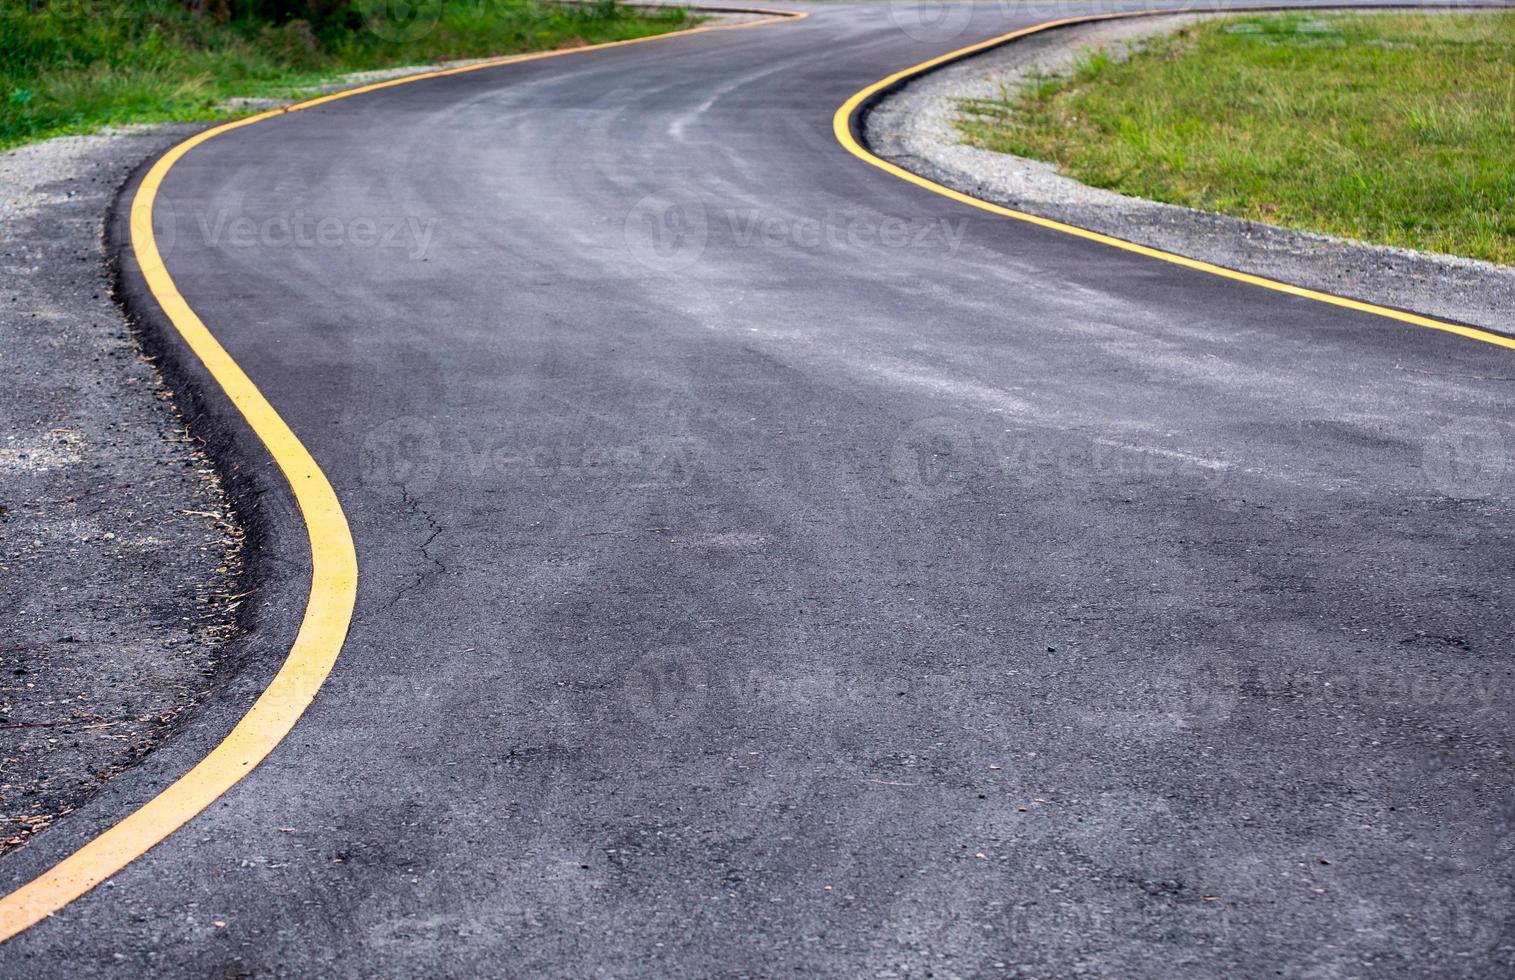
[0,6,805,943]
[833,8,1515,352]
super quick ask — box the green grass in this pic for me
[1,0,696,150]
[956,12,1515,264]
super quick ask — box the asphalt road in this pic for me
[4,2,1514,976]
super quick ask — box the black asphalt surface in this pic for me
[4,2,1514,976]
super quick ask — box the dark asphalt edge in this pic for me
[849,0,1515,342]
[0,135,311,907]
[103,139,301,690]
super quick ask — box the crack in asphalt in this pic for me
[387,484,448,609]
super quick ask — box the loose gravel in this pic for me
[0,126,243,855]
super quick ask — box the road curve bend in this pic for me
[3,3,1513,976]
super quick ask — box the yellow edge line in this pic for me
[832,9,1515,352]
[0,6,806,943]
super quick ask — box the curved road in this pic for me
[5,2,1515,975]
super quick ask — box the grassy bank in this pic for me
[957,12,1515,264]
[2,0,696,150]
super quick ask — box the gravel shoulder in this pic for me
[0,126,243,855]
[864,12,1515,335]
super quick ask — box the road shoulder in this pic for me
[0,126,244,856]
[864,13,1515,334]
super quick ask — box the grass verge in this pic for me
[2,0,697,150]
[956,12,1515,265]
